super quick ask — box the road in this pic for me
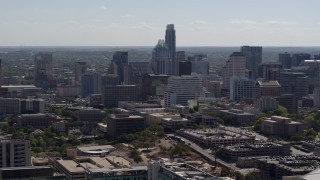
[175,135,240,171]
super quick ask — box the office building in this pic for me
[191,58,209,75]
[107,114,145,137]
[314,87,320,108]
[292,53,311,67]
[222,52,246,90]
[276,94,298,113]
[141,74,170,100]
[230,76,254,101]
[176,51,185,62]
[0,98,20,114]
[279,71,308,98]
[220,109,256,126]
[178,61,192,76]
[107,51,128,83]
[101,74,120,92]
[17,113,57,129]
[0,135,31,167]
[124,62,151,85]
[241,46,262,79]
[74,62,86,84]
[165,24,176,75]
[258,62,282,80]
[20,99,45,114]
[0,166,55,179]
[164,74,202,107]
[254,96,279,111]
[81,73,101,98]
[151,40,171,74]
[279,52,292,69]
[56,85,80,97]
[34,52,53,90]
[261,116,305,138]
[161,117,191,130]
[254,80,281,98]
[203,80,222,97]
[73,108,107,134]
[102,85,137,108]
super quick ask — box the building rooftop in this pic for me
[77,145,115,154]
[56,159,85,173]
[106,156,131,167]
[256,80,281,87]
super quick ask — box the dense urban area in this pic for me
[1,24,320,180]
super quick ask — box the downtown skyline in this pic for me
[1,0,320,46]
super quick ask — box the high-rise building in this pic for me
[165,24,176,75]
[0,135,31,168]
[241,46,262,79]
[176,51,185,62]
[74,62,87,84]
[101,74,120,89]
[230,76,254,101]
[164,74,202,107]
[258,62,282,81]
[222,52,246,90]
[279,52,292,69]
[151,40,171,74]
[124,62,151,85]
[81,73,101,98]
[102,85,137,108]
[108,51,128,82]
[292,53,311,67]
[178,61,192,76]
[34,53,53,90]
[141,74,170,100]
[279,71,308,98]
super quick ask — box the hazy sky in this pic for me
[1,0,320,46]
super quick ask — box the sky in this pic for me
[1,0,320,46]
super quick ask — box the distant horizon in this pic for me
[1,1,320,46]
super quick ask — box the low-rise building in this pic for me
[257,155,320,180]
[17,113,57,129]
[219,142,291,161]
[145,112,180,126]
[148,160,222,180]
[219,109,256,126]
[56,85,80,97]
[107,114,145,137]
[178,128,255,147]
[161,117,191,130]
[261,116,306,139]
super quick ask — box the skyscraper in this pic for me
[164,74,202,107]
[279,52,292,69]
[81,73,101,98]
[34,52,53,90]
[151,40,170,74]
[241,46,262,79]
[165,24,176,75]
[75,62,87,84]
[108,51,128,83]
[222,52,246,90]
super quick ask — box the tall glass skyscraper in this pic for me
[241,46,262,79]
[165,24,176,75]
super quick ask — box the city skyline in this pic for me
[1,0,320,46]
